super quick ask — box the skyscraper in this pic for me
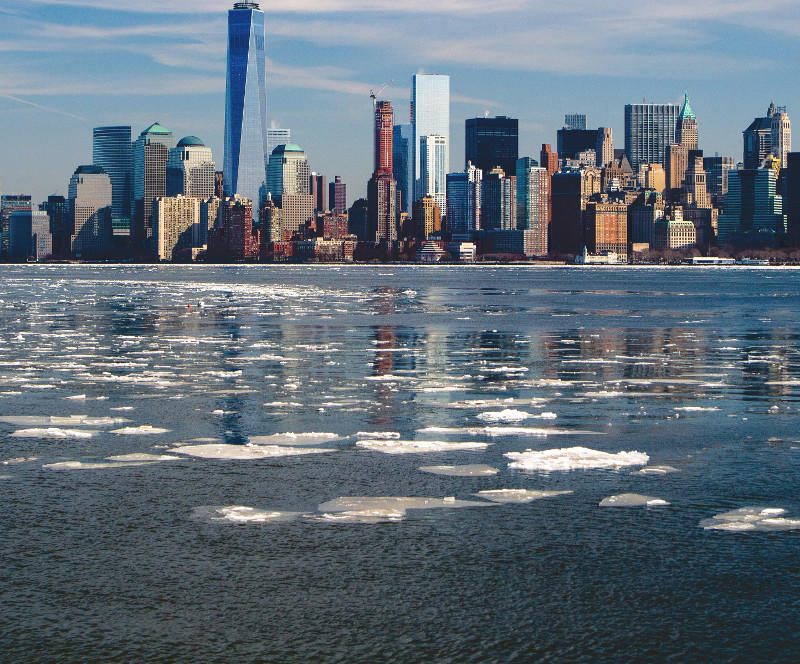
[676,93,698,150]
[516,158,549,255]
[411,74,449,202]
[420,134,447,216]
[267,144,312,236]
[93,125,132,234]
[68,165,113,258]
[564,114,587,130]
[465,116,519,177]
[374,101,393,175]
[224,1,268,213]
[329,176,347,215]
[166,136,215,199]
[481,168,515,231]
[0,195,32,256]
[266,128,291,157]
[153,195,200,260]
[771,107,791,169]
[596,128,614,168]
[718,168,786,245]
[393,124,413,213]
[310,173,326,212]
[445,163,482,234]
[624,103,680,172]
[703,156,735,206]
[743,104,777,169]
[132,122,175,252]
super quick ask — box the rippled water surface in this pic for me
[2,264,800,663]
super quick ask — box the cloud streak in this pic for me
[0,93,87,121]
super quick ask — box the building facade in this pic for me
[420,134,447,216]
[624,103,680,172]
[412,196,441,238]
[411,73,449,202]
[69,165,113,258]
[153,195,200,260]
[329,176,347,215]
[516,158,549,255]
[92,125,132,234]
[132,122,175,253]
[676,93,698,150]
[718,168,786,246]
[393,124,413,214]
[166,136,215,199]
[584,201,629,257]
[446,163,482,234]
[465,116,518,177]
[771,108,791,169]
[223,1,268,213]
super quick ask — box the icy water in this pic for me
[1,264,799,663]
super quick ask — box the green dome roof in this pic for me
[140,122,172,136]
[272,143,304,154]
[177,135,205,147]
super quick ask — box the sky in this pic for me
[1,0,799,205]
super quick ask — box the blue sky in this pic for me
[1,0,799,205]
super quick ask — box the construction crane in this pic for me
[369,80,392,108]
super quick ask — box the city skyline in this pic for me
[2,1,799,205]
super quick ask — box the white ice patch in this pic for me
[170,443,335,460]
[315,495,495,522]
[674,407,721,412]
[0,415,128,427]
[11,427,95,439]
[355,431,400,439]
[637,465,679,475]
[202,370,243,378]
[483,426,599,437]
[263,401,303,407]
[105,453,180,462]
[2,456,38,465]
[477,409,530,423]
[700,507,800,532]
[43,460,156,470]
[599,493,670,507]
[247,432,340,446]
[474,489,573,503]
[111,425,170,435]
[419,464,499,477]
[506,447,649,472]
[195,505,304,523]
[356,439,489,454]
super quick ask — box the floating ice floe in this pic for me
[636,465,679,475]
[599,493,670,507]
[170,443,335,460]
[356,439,489,454]
[0,415,129,427]
[477,409,530,423]
[700,507,800,532]
[314,495,496,523]
[43,460,156,470]
[506,447,649,472]
[105,453,180,462]
[202,370,243,378]
[2,456,38,465]
[110,425,170,435]
[419,464,499,477]
[194,505,305,523]
[474,489,573,503]
[673,407,721,412]
[11,427,95,439]
[483,426,598,437]
[263,401,303,407]
[247,432,340,446]
[355,431,400,439]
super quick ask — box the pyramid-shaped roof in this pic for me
[679,93,696,122]
[140,122,172,136]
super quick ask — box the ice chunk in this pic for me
[637,465,679,475]
[599,493,670,507]
[170,443,335,459]
[506,447,649,472]
[477,409,530,423]
[474,489,573,503]
[11,427,95,439]
[532,412,558,420]
[105,453,180,462]
[317,496,496,522]
[194,506,304,523]
[674,407,721,412]
[355,431,400,439]
[700,506,800,532]
[314,509,406,524]
[43,461,156,470]
[483,426,599,437]
[356,439,489,454]
[110,425,170,435]
[247,432,340,446]
[419,464,499,477]
[2,456,38,465]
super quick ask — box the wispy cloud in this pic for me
[0,93,87,121]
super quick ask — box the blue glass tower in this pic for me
[224,2,268,214]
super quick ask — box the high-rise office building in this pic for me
[596,128,614,168]
[717,168,786,245]
[540,144,559,176]
[166,136,215,199]
[465,116,518,177]
[68,165,113,258]
[224,1,268,213]
[516,157,548,255]
[374,101,393,175]
[584,201,628,257]
[683,153,709,208]
[266,128,291,157]
[676,93,698,150]
[743,105,776,169]
[666,143,689,192]
[1,195,32,256]
[208,194,259,260]
[557,129,598,160]
[481,168,515,231]
[446,163,482,234]
[411,73,449,202]
[329,176,347,215]
[550,170,601,256]
[310,173,326,212]
[624,103,680,172]
[771,108,791,169]
[46,195,69,256]
[420,134,447,216]
[412,196,441,239]
[703,156,735,206]
[267,144,312,236]
[200,196,221,246]
[153,195,200,260]
[564,114,587,131]
[393,124,413,213]
[8,210,51,261]
[368,174,397,242]
[132,122,175,252]
[640,163,666,192]
[628,190,665,246]
[93,125,132,234]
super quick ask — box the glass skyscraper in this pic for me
[224,2,268,213]
[411,74,449,202]
[624,103,680,172]
[392,124,413,213]
[92,126,132,234]
[465,116,518,177]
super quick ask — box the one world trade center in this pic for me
[223,2,268,215]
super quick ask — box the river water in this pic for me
[1,264,799,663]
